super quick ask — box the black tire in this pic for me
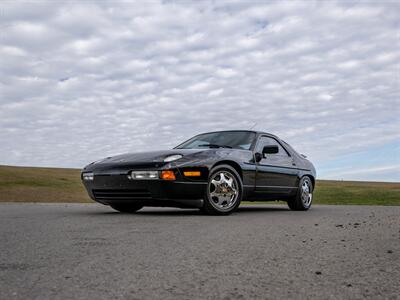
[287,176,313,211]
[202,164,243,215]
[198,207,208,215]
[110,204,143,213]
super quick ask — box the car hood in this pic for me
[95,149,203,165]
[82,148,251,173]
[106,149,204,163]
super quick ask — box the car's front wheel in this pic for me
[287,176,313,211]
[202,165,242,215]
[110,204,143,213]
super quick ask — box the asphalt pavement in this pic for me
[0,203,399,300]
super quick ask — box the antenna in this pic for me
[249,122,257,130]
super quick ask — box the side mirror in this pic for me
[263,145,279,155]
[254,152,262,162]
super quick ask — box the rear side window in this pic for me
[256,136,289,157]
[281,140,299,156]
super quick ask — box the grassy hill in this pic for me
[0,165,399,205]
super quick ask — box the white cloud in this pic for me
[208,89,224,98]
[0,1,399,181]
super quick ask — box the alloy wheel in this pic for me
[301,179,312,207]
[208,171,239,211]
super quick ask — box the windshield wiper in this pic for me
[198,144,232,149]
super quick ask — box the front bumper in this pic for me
[82,173,207,205]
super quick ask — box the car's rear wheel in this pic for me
[202,165,242,215]
[110,204,143,213]
[287,176,313,211]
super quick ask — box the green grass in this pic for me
[313,180,400,205]
[0,165,399,205]
[0,165,90,203]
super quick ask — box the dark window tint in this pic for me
[176,131,256,150]
[256,136,289,157]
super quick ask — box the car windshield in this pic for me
[176,131,256,150]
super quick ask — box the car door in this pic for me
[255,135,299,195]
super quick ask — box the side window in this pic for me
[257,136,289,158]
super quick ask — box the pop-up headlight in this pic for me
[163,154,183,162]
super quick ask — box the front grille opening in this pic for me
[93,189,151,200]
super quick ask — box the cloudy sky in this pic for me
[1,1,399,181]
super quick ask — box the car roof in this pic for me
[196,130,277,138]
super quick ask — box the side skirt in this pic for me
[243,186,298,201]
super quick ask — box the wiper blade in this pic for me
[198,144,232,149]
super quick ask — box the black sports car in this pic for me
[82,130,316,215]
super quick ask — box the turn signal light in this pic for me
[183,171,201,177]
[160,170,176,180]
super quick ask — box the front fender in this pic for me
[167,149,255,187]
